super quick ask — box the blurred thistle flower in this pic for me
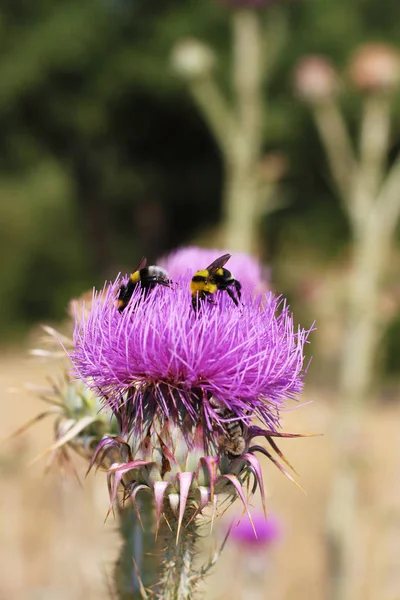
[159,245,269,292]
[230,511,282,548]
[70,270,312,538]
[228,511,282,600]
[171,38,216,80]
[348,43,400,94]
[293,55,339,104]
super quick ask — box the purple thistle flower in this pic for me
[69,262,313,537]
[230,511,282,547]
[71,275,308,435]
[158,246,269,294]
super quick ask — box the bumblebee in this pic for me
[209,397,247,459]
[190,253,242,310]
[117,257,171,312]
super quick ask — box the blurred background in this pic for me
[2,0,400,598]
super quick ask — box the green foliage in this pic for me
[2,0,400,340]
[382,314,400,378]
[0,158,89,332]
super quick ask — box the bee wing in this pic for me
[135,256,147,271]
[206,253,231,274]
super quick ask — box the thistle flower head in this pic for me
[71,277,307,434]
[70,261,312,534]
[171,39,216,80]
[348,43,400,94]
[294,55,339,104]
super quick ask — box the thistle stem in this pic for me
[116,500,158,599]
[319,93,395,600]
[157,509,199,600]
[312,99,355,209]
[222,8,263,253]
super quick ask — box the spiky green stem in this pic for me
[157,508,199,600]
[115,500,158,599]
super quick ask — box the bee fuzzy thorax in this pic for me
[190,274,218,296]
[190,253,242,309]
[117,258,170,312]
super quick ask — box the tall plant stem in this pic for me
[173,8,283,254]
[313,100,355,205]
[313,95,397,600]
[326,222,390,600]
[157,509,199,600]
[115,499,158,599]
[223,9,263,253]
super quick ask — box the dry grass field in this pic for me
[0,347,399,600]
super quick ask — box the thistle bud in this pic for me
[348,43,400,94]
[28,325,118,466]
[171,39,216,80]
[293,55,339,104]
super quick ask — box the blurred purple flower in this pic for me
[159,245,269,294]
[71,275,309,436]
[230,511,282,547]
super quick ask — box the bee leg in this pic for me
[233,280,242,301]
[192,291,215,311]
[192,292,206,311]
[123,279,141,307]
[226,287,239,307]
[117,284,127,312]
[117,284,126,300]
[192,295,199,310]
[141,286,151,299]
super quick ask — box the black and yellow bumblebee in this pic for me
[209,397,247,459]
[117,257,171,312]
[190,253,242,310]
